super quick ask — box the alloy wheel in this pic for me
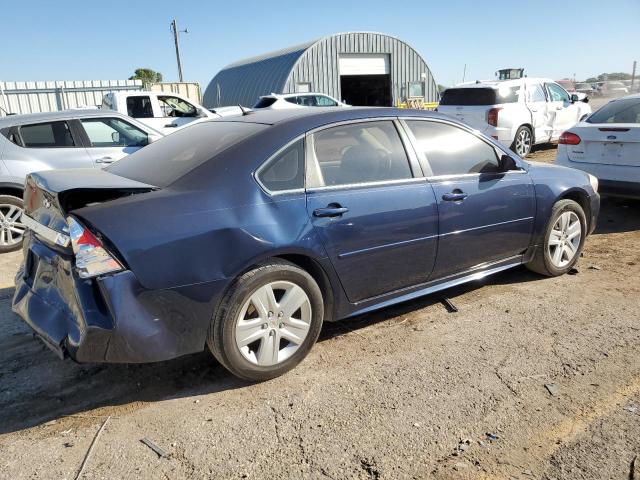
[515,129,532,156]
[235,281,312,366]
[0,204,26,248]
[548,211,582,268]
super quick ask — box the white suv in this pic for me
[253,93,348,110]
[438,78,592,156]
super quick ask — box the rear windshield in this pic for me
[106,121,267,187]
[587,98,640,124]
[440,87,520,106]
[253,97,277,109]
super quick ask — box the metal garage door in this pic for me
[339,54,390,76]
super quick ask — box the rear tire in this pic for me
[0,195,26,253]
[511,125,533,157]
[207,259,324,382]
[526,199,586,277]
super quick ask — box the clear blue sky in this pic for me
[3,0,639,89]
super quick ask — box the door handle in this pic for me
[442,192,468,202]
[164,123,178,128]
[313,205,349,217]
[95,157,114,164]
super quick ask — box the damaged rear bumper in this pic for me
[12,233,226,363]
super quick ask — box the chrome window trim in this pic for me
[304,118,418,190]
[253,134,307,196]
[21,214,70,247]
[398,117,529,181]
[306,177,426,194]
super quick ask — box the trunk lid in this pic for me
[567,124,640,166]
[24,168,156,247]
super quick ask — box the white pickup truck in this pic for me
[101,91,241,135]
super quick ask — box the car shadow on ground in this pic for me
[0,264,543,435]
[594,197,640,235]
[1,195,637,435]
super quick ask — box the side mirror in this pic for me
[111,131,120,143]
[570,94,579,103]
[499,154,519,171]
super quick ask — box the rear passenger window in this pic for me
[257,139,305,192]
[315,96,337,106]
[406,121,499,176]
[20,121,75,148]
[310,121,412,187]
[126,96,153,118]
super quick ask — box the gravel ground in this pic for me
[1,146,639,480]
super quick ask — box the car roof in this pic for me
[0,109,129,127]
[453,77,554,88]
[201,106,445,129]
[261,92,334,99]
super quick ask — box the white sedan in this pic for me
[555,94,640,198]
[253,93,348,110]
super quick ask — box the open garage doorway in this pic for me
[340,75,391,106]
[339,54,392,106]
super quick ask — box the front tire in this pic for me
[511,125,533,157]
[0,195,26,253]
[208,259,324,381]
[526,199,586,277]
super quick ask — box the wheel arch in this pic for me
[274,253,336,323]
[216,249,340,325]
[0,182,24,200]
[558,187,592,231]
[518,123,535,144]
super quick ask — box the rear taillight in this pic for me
[559,131,582,145]
[67,216,122,278]
[487,107,502,127]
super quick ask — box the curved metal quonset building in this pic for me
[204,32,438,108]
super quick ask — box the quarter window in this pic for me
[81,118,149,147]
[406,121,500,176]
[20,121,75,148]
[257,139,305,192]
[310,121,413,187]
[547,83,570,103]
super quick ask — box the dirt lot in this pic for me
[1,146,639,480]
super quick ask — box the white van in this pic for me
[438,78,592,156]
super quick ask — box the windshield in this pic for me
[439,86,520,106]
[586,98,640,124]
[106,121,267,187]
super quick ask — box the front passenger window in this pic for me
[406,121,500,176]
[547,83,570,103]
[310,121,413,187]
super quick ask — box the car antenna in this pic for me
[238,105,251,115]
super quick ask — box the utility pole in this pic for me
[632,61,637,90]
[170,19,188,82]
[462,64,467,83]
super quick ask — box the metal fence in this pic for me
[0,80,143,116]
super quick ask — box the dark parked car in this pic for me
[13,108,600,381]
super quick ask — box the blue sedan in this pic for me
[13,108,600,381]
